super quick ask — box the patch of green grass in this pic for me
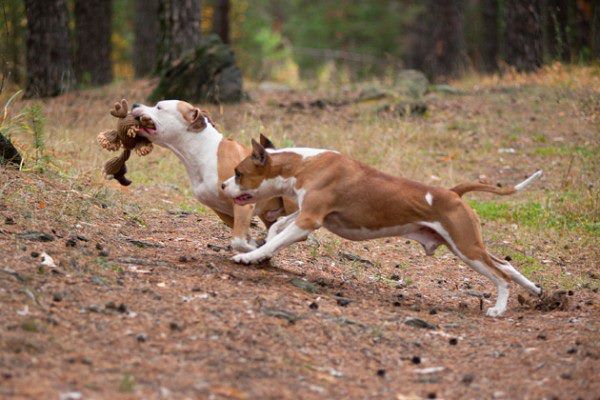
[469,199,599,236]
[532,133,547,143]
[119,373,135,393]
[533,144,600,159]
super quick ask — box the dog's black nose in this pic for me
[221,183,226,190]
[132,103,140,109]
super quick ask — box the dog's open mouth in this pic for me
[233,193,253,205]
[137,116,156,135]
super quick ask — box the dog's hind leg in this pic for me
[489,254,542,296]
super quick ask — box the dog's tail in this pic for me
[451,170,543,197]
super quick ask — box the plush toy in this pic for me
[97,99,153,186]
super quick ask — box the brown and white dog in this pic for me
[131,100,296,252]
[222,139,544,317]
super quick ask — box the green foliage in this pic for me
[24,105,49,171]
[469,198,599,236]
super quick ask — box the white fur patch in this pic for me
[267,147,337,159]
[515,170,543,191]
[425,192,433,206]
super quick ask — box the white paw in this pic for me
[231,251,270,265]
[486,307,506,317]
[230,237,257,253]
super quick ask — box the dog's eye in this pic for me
[156,105,162,110]
[235,169,241,179]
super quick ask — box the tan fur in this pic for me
[235,150,511,279]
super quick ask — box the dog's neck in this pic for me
[161,121,223,188]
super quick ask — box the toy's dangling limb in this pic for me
[97,130,121,151]
[103,149,132,186]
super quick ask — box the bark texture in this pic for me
[505,0,543,71]
[212,0,230,44]
[157,0,201,73]
[133,0,160,76]
[481,0,499,72]
[24,0,74,98]
[74,0,113,85]
[423,0,468,81]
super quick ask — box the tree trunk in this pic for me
[481,0,499,72]
[74,0,113,85]
[24,0,74,98]
[505,0,543,71]
[212,0,230,44]
[133,0,160,76]
[546,0,570,61]
[593,0,600,59]
[423,0,468,81]
[1,0,26,85]
[157,0,201,73]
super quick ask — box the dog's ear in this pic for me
[110,99,128,118]
[259,134,276,149]
[251,139,269,166]
[187,107,208,132]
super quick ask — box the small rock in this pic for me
[30,251,40,258]
[566,347,577,354]
[179,255,188,263]
[169,321,184,332]
[336,297,351,307]
[98,250,109,257]
[560,372,572,380]
[462,373,475,385]
[427,393,437,399]
[95,243,103,250]
[537,333,547,340]
[52,292,63,302]
[449,338,458,346]
[207,243,225,252]
[86,304,101,313]
[376,369,386,377]
[429,308,437,315]
[339,251,373,266]
[389,274,401,281]
[262,308,300,324]
[411,356,421,365]
[291,278,319,294]
[309,302,319,310]
[136,333,147,342]
[504,255,512,261]
[404,317,437,330]
[65,237,77,247]
[4,216,15,225]
[17,231,54,242]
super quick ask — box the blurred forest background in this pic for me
[1,0,599,99]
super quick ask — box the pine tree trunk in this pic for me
[546,0,570,61]
[593,0,600,59]
[423,0,468,81]
[212,0,230,44]
[24,0,74,98]
[74,0,113,85]
[505,0,543,71]
[157,0,201,73]
[133,0,160,76]
[481,0,499,72]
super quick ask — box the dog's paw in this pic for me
[485,306,506,317]
[231,251,270,265]
[231,237,257,253]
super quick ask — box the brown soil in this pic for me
[0,167,598,400]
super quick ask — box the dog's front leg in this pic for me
[231,204,257,252]
[266,211,300,242]
[232,219,311,264]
